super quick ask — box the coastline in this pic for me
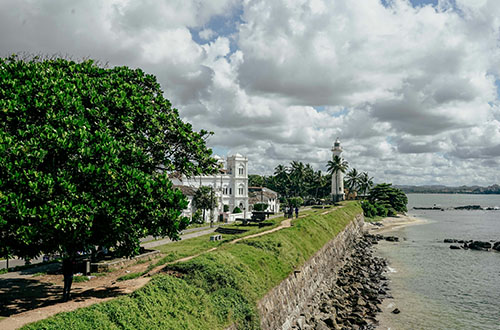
[366,214,427,330]
[365,214,427,234]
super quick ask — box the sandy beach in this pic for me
[365,214,427,234]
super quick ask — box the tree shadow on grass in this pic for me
[0,278,124,317]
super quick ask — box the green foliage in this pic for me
[361,200,389,218]
[193,186,218,223]
[23,202,362,330]
[368,183,408,213]
[0,55,216,260]
[23,275,221,330]
[223,204,229,212]
[191,209,204,224]
[361,200,377,218]
[248,174,264,187]
[375,203,389,217]
[232,207,242,214]
[287,197,303,207]
[252,203,268,212]
[194,186,218,211]
[345,168,360,193]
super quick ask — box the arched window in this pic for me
[238,184,245,196]
[238,165,245,176]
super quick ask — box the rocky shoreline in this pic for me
[444,238,500,252]
[291,234,391,330]
[413,204,500,211]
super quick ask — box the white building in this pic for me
[248,187,280,213]
[331,138,345,202]
[171,153,249,222]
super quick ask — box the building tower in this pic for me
[331,138,345,202]
[226,153,249,211]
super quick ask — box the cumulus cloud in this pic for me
[1,0,500,185]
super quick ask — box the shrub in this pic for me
[253,203,268,212]
[374,203,388,217]
[223,204,229,212]
[232,207,242,214]
[361,201,377,218]
[191,209,204,224]
[287,197,304,208]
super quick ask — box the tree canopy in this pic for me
[0,56,217,260]
[193,186,218,222]
[367,183,408,214]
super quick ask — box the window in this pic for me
[223,186,228,195]
[238,166,244,175]
[229,188,232,195]
[238,184,244,196]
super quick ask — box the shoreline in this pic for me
[365,214,427,234]
[366,214,427,330]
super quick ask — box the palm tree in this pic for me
[290,161,306,197]
[358,172,374,197]
[274,164,290,198]
[345,168,361,197]
[327,155,349,201]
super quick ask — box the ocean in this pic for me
[375,194,500,330]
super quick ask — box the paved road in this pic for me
[0,226,217,276]
[0,210,298,272]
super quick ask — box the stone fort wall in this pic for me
[257,213,365,330]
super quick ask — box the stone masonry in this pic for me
[257,213,365,330]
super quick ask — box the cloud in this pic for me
[1,0,500,186]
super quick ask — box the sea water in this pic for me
[375,194,500,330]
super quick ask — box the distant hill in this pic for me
[395,184,500,194]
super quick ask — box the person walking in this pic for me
[288,205,293,219]
[295,206,299,218]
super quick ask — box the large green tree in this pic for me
[0,56,216,289]
[368,183,408,214]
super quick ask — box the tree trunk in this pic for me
[62,255,76,302]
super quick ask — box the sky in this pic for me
[1,0,500,186]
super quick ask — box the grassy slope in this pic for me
[23,202,362,330]
[154,218,284,263]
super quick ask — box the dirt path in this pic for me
[0,207,324,329]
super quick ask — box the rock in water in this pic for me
[449,245,461,250]
[392,308,401,314]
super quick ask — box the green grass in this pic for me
[186,222,212,230]
[90,272,108,277]
[153,216,287,264]
[32,272,47,277]
[117,272,143,282]
[73,275,89,283]
[0,268,7,275]
[22,202,362,330]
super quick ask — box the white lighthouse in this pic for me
[331,138,345,202]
